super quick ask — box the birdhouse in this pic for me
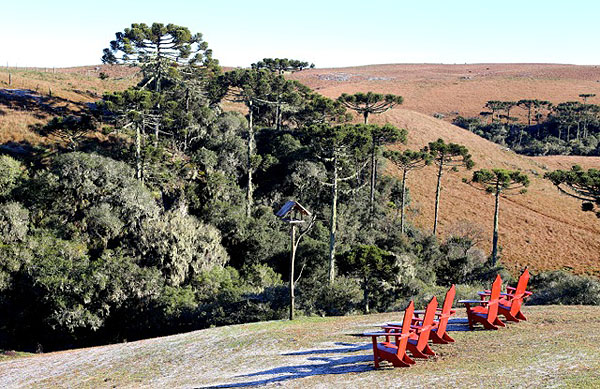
[276,200,311,224]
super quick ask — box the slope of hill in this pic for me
[289,63,600,119]
[1,306,599,388]
[371,109,600,274]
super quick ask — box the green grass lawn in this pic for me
[1,305,599,388]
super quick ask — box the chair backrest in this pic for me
[395,300,415,352]
[487,274,502,321]
[436,284,456,334]
[416,296,438,350]
[510,268,530,315]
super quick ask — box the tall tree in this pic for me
[579,93,596,104]
[545,165,600,218]
[337,92,404,214]
[307,124,371,283]
[252,58,314,130]
[425,139,475,235]
[102,23,216,92]
[367,124,407,216]
[470,169,529,265]
[217,68,273,217]
[485,100,504,123]
[337,92,403,125]
[383,150,432,234]
[338,244,398,313]
[102,23,217,145]
[99,90,162,181]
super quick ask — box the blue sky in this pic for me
[2,0,599,68]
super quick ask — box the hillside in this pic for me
[374,109,600,274]
[289,63,600,274]
[289,63,600,119]
[1,305,599,387]
[1,64,599,273]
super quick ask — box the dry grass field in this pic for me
[1,63,599,274]
[1,305,598,388]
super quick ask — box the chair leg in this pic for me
[516,311,527,321]
[441,332,455,343]
[403,353,415,365]
[493,317,506,327]
[407,343,429,359]
[430,330,448,344]
[423,343,436,356]
[372,338,380,369]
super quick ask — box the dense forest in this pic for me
[453,98,600,156]
[1,23,599,353]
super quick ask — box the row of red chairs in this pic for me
[363,269,531,369]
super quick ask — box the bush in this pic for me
[0,155,26,199]
[529,271,600,305]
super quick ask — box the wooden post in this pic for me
[8,73,11,86]
[289,224,297,320]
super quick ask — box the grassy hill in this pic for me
[1,305,599,387]
[289,63,600,119]
[1,63,599,274]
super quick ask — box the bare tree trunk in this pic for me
[369,142,376,217]
[289,224,297,320]
[400,168,407,234]
[433,161,444,235]
[136,123,142,181]
[363,277,370,314]
[492,184,501,266]
[329,154,338,284]
[246,100,255,218]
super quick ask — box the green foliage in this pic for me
[0,202,30,244]
[426,138,475,169]
[251,58,314,74]
[472,168,530,193]
[337,92,403,123]
[138,211,229,286]
[529,271,600,305]
[544,165,600,217]
[0,155,26,199]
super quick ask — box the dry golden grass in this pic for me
[289,63,600,119]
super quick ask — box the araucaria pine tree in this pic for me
[545,165,600,218]
[307,123,371,283]
[383,149,432,234]
[337,92,404,215]
[425,139,475,235]
[470,169,529,265]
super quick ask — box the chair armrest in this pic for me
[364,332,409,339]
[459,299,488,304]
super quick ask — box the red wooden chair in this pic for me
[420,284,456,344]
[387,285,456,344]
[384,296,439,359]
[459,275,506,330]
[479,269,531,322]
[364,301,416,368]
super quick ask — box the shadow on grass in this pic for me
[196,342,372,388]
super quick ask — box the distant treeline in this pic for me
[454,98,600,156]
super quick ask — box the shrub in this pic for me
[529,271,600,305]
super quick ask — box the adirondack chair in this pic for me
[383,296,439,359]
[364,301,416,368]
[418,284,456,344]
[459,275,506,330]
[479,269,532,322]
[386,285,456,344]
